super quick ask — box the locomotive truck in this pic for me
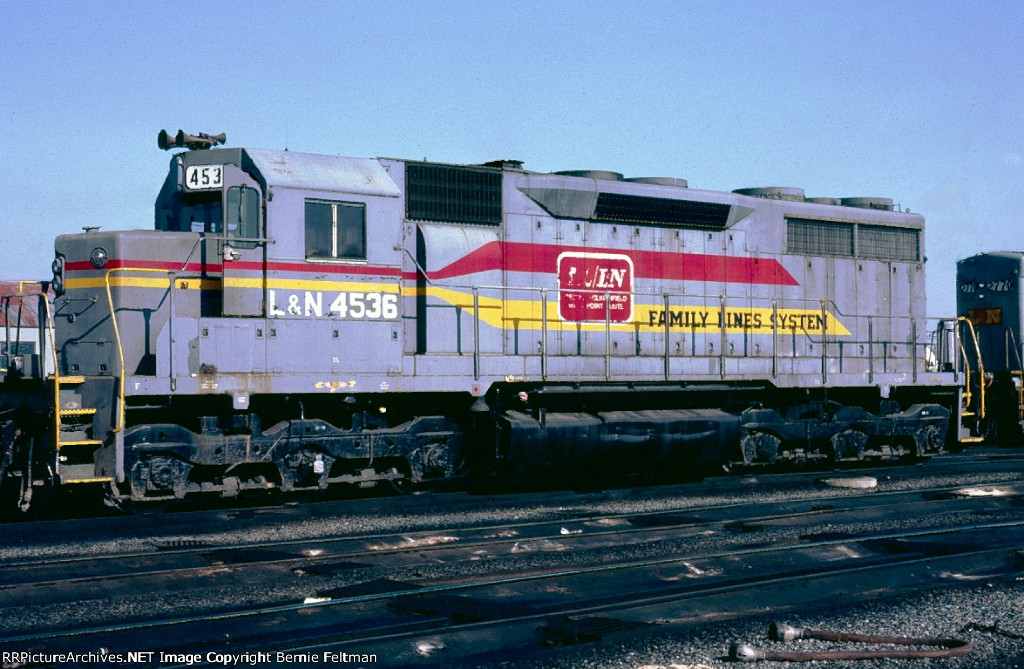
[1,130,965,507]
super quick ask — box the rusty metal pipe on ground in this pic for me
[730,622,971,662]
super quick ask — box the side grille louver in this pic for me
[520,188,740,229]
[594,192,731,228]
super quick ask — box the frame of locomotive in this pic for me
[3,136,969,505]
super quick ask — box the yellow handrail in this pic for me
[104,267,177,434]
[957,316,985,423]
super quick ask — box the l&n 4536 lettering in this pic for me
[269,290,398,319]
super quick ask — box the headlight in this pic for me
[90,247,108,268]
[51,255,65,295]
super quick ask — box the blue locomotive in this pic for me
[3,131,963,505]
[956,252,1024,443]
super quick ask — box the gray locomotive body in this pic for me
[40,140,960,501]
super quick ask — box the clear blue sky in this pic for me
[2,0,1021,317]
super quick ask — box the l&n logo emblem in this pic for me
[557,252,634,323]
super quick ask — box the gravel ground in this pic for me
[3,456,1022,666]
[5,463,1023,562]
[480,576,1024,668]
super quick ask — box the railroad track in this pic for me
[1,459,1023,666]
[3,470,1024,602]
[3,516,1023,666]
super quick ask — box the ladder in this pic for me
[957,317,985,443]
[45,298,112,484]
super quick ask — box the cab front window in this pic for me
[160,191,222,233]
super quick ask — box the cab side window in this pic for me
[305,200,366,260]
[227,186,260,247]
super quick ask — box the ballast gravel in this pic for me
[3,453,1023,667]
[480,576,1024,668]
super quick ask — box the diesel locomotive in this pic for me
[0,131,968,507]
[957,252,1024,444]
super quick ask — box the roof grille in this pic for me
[406,163,502,225]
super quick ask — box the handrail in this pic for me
[911,319,917,383]
[413,264,919,353]
[472,287,480,381]
[393,246,434,285]
[719,295,727,379]
[488,285,918,342]
[42,287,62,457]
[663,293,671,380]
[540,289,548,380]
[1,283,45,375]
[772,300,779,378]
[104,267,183,434]
[1006,326,1024,372]
[606,292,613,381]
[2,296,11,373]
[88,258,940,406]
[1004,326,1024,420]
[43,294,58,380]
[957,317,985,424]
[956,330,972,411]
[820,298,828,384]
[427,279,929,386]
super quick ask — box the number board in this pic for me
[185,165,224,190]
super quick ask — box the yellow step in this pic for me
[60,408,97,416]
[58,463,111,484]
[58,439,104,447]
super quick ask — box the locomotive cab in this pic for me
[50,139,452,501]
[155,150,264,316]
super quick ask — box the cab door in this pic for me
[221,167,265,316]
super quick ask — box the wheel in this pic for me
[740,431,780,465]
[831,429,867,461]
[129,454,192,500]
[914,424,945,457]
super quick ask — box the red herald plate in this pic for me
[557,252,634,323]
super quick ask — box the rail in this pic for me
[421,279,936,387]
